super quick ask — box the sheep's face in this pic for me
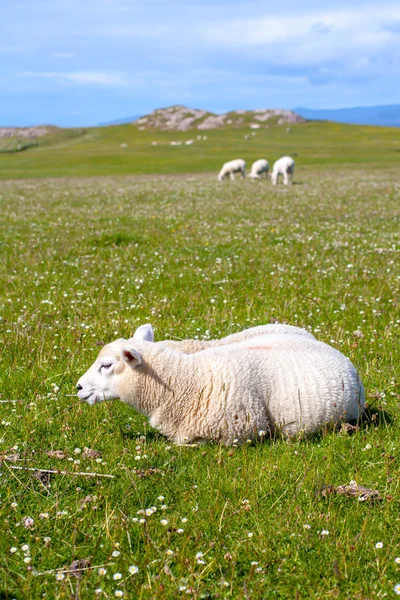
[76,324,154,405]
[76,340,127,405]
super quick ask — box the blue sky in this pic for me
[1,0,400,126]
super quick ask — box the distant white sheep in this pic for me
[271,156,295,186]
[218,158,246,181]
[249,159,269,179]
[77,324,365,445]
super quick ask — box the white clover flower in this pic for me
[56,572,65,581]
[113,572,122,580]
[98,567,107,576]
[128,565,139,575]
[22,516,34,529]
[112,550,121,558]
[375,542,383,549]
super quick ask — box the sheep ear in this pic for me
[121,347,142,368]
[133,324,154,342]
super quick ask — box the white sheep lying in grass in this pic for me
[218,158,246,181]
[249,159,269,179]
[271,156,295,186]
[76,324,365,445]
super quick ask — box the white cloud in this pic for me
[19,70,128,86]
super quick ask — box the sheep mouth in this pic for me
[77,391,97,404]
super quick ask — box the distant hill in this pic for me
[131,105,305,131]
[295,105,400,127]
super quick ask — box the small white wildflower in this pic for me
[166,549,174,556]
[113,572,122,580]
[181,517,188,523]
[394,584,400,595]
[161,504,168,511]
[24,556,31,564]
[139,518,146,524]
[320,530,329,536]
[375,542,383,549]
[160,519,168,526]
[128,565,139,575]
[10,547,18,554]
[255,567,262,573]
[115,591,124,598]
[11,502,18,509]
[43,537,51,544]
[55,572,65,581]
[395,557,400,564]
[22,516,34,529]
[258,430,266,436]
[157,496,165,501]
[39,512,49,519]
[112,550,120,558]
[95,589,102,595]
[21,544,29,552]
[179,586,187,592]
[303,524,311,530]
[74,448,81,454]
[98,568,107,576]
[177,528,184,534]
[247,532,253,538]
[251,561,259,566]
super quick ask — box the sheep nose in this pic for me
[76,383,83,391]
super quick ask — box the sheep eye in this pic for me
[100,363,113,371]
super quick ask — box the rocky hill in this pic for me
[133,105,305,131]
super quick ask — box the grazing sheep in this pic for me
[76,324,365,445]
[218,158,246,181]
[249,159,269,180]
[271,156,295,186]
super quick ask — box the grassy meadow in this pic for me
[1,120,400,179]
[0,122,400,599]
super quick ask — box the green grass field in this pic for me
[0,122,400,599]
[0,120,400,179]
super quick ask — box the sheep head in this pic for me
[76,324,154,405]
